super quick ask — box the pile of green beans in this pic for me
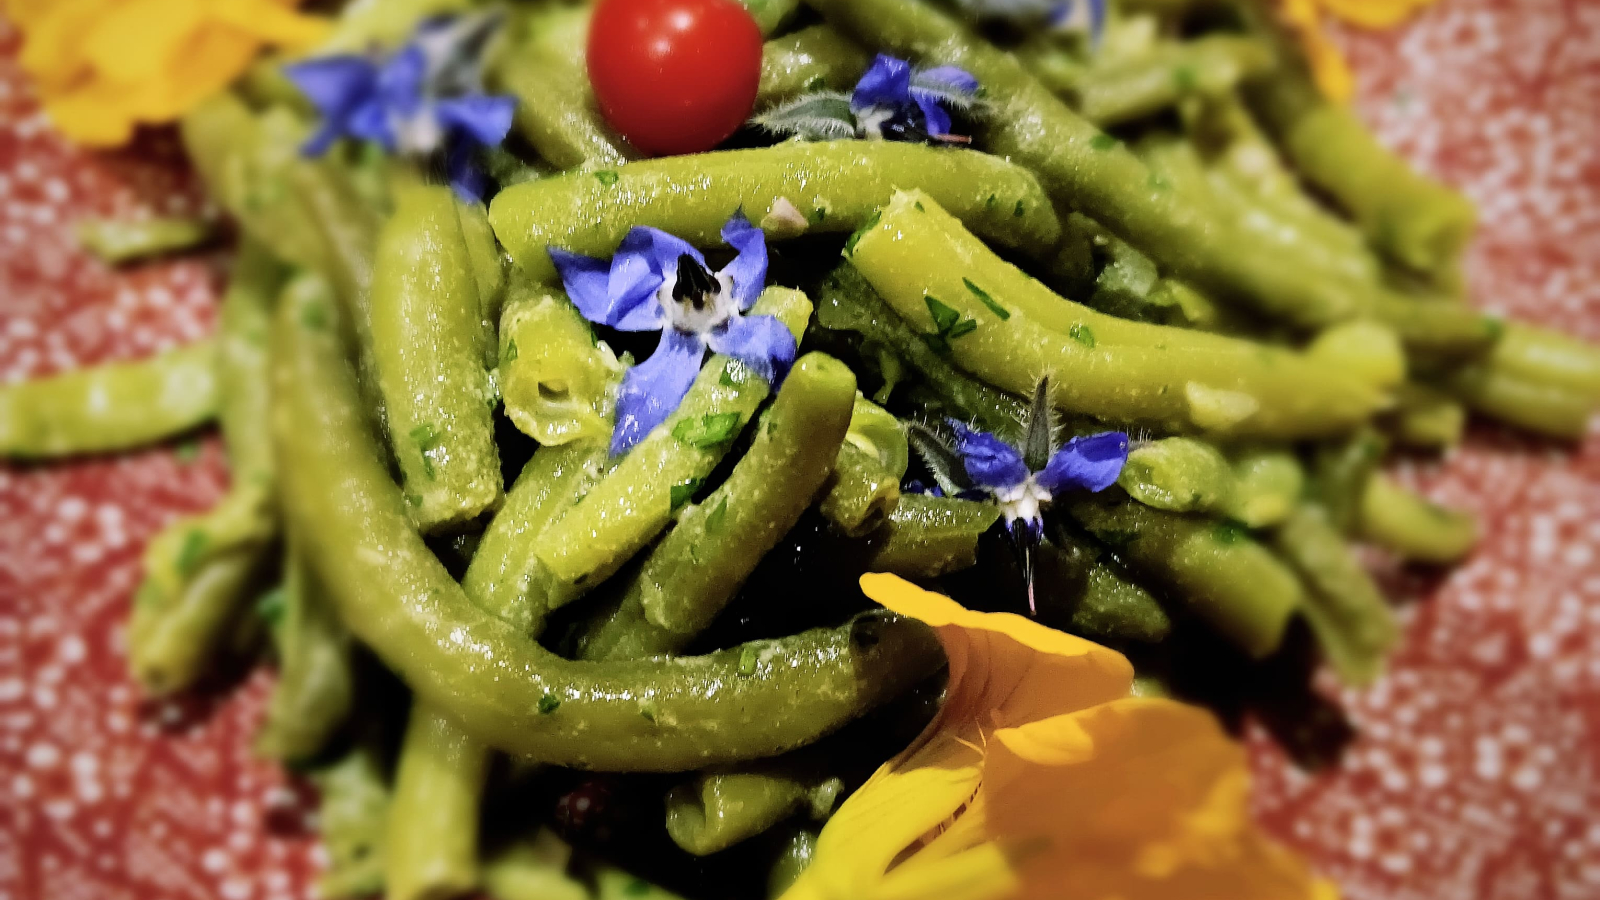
[8,0,1600,898]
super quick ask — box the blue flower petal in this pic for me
[285,55,379,120]
[912,93,954,140]
[852,54,913,113]
[718,212,768,311]
[913,66,979,95]
[949,421,1029,490]
[1036,431,1129,495]
[345,98,397,150]
[549,248,615,324]
[445,140,489,203]
[612,330,707,455]
[617,225,707,276]
[705,314,796,386]
[435,94,517,147]
[378,45,428,118]
[607,249,669,332]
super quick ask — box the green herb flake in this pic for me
[300,302,328,331]
[672,412,742,449]
[706,497,729,532]
[503,339,519,364]
[538,694,561,714]
[843,209,882,255]
[1482,316,1506,341]
[984,193,999,210]
[176,529,208,577]
[671,478,704,510]
[1147,173,1171,191]
[719,365,744,387]
[409,423,439,449]
[914,200,925,212]
[1172,65,1198,91]
[737,646,760,676]
[406,493,424,509]
[809,206,829,225]
[1013,200,1026,218]
[173,440,201,464]
[964,279,1010,320]
[1096,527,1141,550]
[638,702,658,724]
[622,878,653,897]
[255,587,286,626]
[1213,521,1249,545]
[1068,323,1096,348]
[594,170,620,186]
[925,295,962,333]
[923,295,978,353]
[1089,133,1118,151]
[802,75,827,92]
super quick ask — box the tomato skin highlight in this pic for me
[587,0,764,157]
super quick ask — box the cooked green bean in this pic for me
[1063,212,1241,333]
[1490,323,1600,400]
[386,703,490,900]
[1067,491,1303,658]
[1225,448,1304,529]
[531,288,812,599]
[848,191,1383,438]
[814,264,1026,443]
[1384,383,1467,449]
[1359,474,1479,564]
[1310,429,1388,534]
[739,0,802,34]
[498,287,622,448]
[481,831,589,900]
[1245,67,1475,277]
[1118,437,1233,515]
[77,216,214,264]
[1057,36,1274,126]
[1273,504,1398,686]
[313,740,392,900]
[272,291,944,769]
[575,354,857,659]
[1038,526,1174,644]
[1440,364,1595,440]
[820,442,902,538]
[489,5,638,169]
[488,142,1060,283]
[758,25,872,104]
[457,199,507,342]
[319,0,477,52]
[255,544,355,762]
[766,827,820,899]
[665,761,842,856]
[0,339,216,459]
[1307,320,1406,391]
[866,494,1001,578]
[370,182,503,532]
[845,395,909,480]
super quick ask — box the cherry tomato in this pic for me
[587,0,763,157]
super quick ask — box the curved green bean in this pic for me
[488,142,1061,282]
[1067,491,1303,658]
[1384,382,1466,449]
[386,704,489,900]
[1359,474,1478,564]
[489,5,638,169]
[865,494,1000,578]
[1311,428,1388,535]
[1118,437,1233,514]
[758,25,871,104]
[531,288,812,600]
[0,340,216,459]
[255,544,354,762]
[665,762,841,857]
[370,182,502,532]
[77,216,214,264]
[1272,504,1398,686]
[848,191,1383,438]
[1441,364,1595,440]
[575,354,857,659]
[272,290,944,769]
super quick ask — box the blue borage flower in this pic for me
[954,0,1108,42]
[284,14,516,202]
[909,380,1128,609]
[550,214,797,456]
[751,54,979,145]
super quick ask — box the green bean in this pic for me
[313,740,392,900]
[595,871,682,900]
[1359,474,1478,564]
[1060,36,1274,126]
[813,264,1026,443]
[575,354,857,659]
[255,544,355,762]
[1118,437,1233,514]
[665,761,842,856]
[370,182,503,532]
[386,703,489,900]
[319,0,477,52]
[1065,213,1241,333]
[845,395,909,480]
[498,288,622,448]
[1272,504,1398,686]
[1245,67,1475,277]
[76,216,214,264]
[1038,527,1174,644]
[1307,320,1406,391]
[866,494,1000,578]
[1310,428,1388,534]
[1440,364,1595,440]
[272,292,944,769]
[481,832,588,900]
[820,443,901,538]
[1384,383,1466,449]
[0,340,216,459]
[531,288,812,597]
[757,25,872,104]
[848,191,1383,438]
[766,827,820,899]
[738,0,802,34]
[456,199,507,343]
[488,142,1061,283]
[217,245,287,482]
[1225,448,1304,529]
[488,6,638,169]
[1067,491,1303,658]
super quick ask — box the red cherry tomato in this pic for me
[587,0,764,157]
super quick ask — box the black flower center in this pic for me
[671,254,720,312]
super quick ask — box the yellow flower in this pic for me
[1276,0,1442,102]
[781,574,1335,900]
[7,0,328,147]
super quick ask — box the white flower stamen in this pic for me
[657,257,738,336]
[994,475,1053,531]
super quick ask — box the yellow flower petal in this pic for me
[783,576,1332,900]
[82,0,206,83]
[205,0,331,49]
[1279,0,1357,103]
[1317,0,1438,29]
